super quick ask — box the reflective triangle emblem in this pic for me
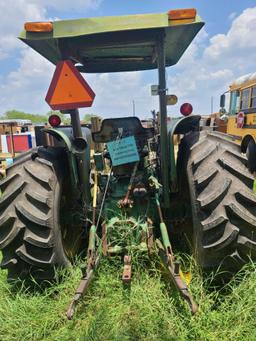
[45,60,95,110]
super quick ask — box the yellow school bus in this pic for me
[221,72,256,171]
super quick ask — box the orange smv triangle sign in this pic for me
[45,60,95,110]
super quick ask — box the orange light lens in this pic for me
[24,22,53,33]
[168,8,197,20]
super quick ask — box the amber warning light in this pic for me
[168,8,196,20]
[24,22,53,32]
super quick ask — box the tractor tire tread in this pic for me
[0,147,69,281]
[180,130,256,274]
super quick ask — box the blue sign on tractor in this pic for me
[107,136,139,166]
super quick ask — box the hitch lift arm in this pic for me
[150,176,198,315]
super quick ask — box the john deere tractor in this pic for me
[1,9,255,316]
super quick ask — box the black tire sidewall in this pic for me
[52,175,70,266]
[246,140,256,172]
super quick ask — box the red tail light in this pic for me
[180,103,193,116]
[48,114,61,127]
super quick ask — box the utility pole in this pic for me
[211,96,214,113]
[132,100,135,117]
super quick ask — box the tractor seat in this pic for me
[92,117,154,144]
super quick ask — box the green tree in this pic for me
[3,110,48,124]
[2,110,100,126]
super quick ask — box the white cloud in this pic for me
[0,0,46,59]
[167,7,256,115]
[1,5,256,118]
[174,27,208,69]
[0,0,103,114]
[0,47,154,117]
[84,71,157,118]
[0,0,155,117]
[0,0,102,60]
[204,8,256,64]
[0,48,54,113]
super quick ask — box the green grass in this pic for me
[0,256,256,341]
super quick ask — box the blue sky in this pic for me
[0,0,256,118]
[49,0,255,36]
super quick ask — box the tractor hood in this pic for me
[19,10,204,73]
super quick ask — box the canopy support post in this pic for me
[70,109,83,138]
[156,32,170,207]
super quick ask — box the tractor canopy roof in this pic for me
[19,9,204,73]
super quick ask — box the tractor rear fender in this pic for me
[168,115,201,192]
[42,127,91,204]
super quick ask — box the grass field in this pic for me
[0,255,255,341]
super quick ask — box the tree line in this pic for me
[1,110,101,124]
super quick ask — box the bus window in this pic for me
[240,88,250,110]
[230,90,240,115]
[251,86,256,109]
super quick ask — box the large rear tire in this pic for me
[0,147,83,282]
[178,131,256,276]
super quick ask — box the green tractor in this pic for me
[1,8,255,317]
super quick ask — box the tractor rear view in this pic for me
[0,8,255,317]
